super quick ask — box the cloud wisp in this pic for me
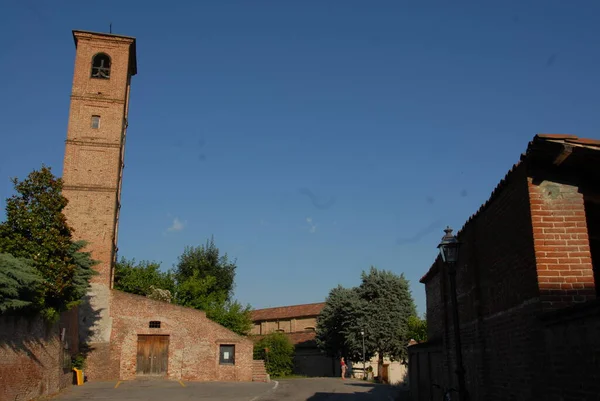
[306,217,317,234]
[167,217,186,232]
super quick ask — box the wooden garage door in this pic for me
[136,335,169,376]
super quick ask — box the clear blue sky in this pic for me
[1,1,599,315]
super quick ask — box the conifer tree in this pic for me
[0,253,42,313]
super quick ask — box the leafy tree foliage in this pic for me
[316,267,417,376]
[358,267,416,367]
[206,299,253,337]
[175,273,225,310]
[407,315,427,343]
[0,253,42,313]
[316,286,368,361]
[253,332,295,377]
[173,238,252,335]
[0,166,97,321]
[175,238,236,300]
[114,258,175,297]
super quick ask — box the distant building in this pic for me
[251,303,336,377]
[250,303,409,384]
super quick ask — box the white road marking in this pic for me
[249,380,279,401]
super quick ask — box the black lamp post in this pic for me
[437,226,468,401]
[361,330,366,380]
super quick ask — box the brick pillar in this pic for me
[529,179,596,310]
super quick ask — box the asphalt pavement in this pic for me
[48,377,408,401]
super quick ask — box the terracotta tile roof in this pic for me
[420,134,600,284]
[251,331,318,348]
[251,302,325,321]
[535,133,600,146]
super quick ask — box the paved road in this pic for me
[264,378,407,401]
[50,378,408,401]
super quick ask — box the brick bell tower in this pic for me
[62,30,136,379]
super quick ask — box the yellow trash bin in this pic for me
[73,368,84,386]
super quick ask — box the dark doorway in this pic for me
[584,199,600,296]
[136,335,169,376]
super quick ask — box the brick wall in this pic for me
[420,163,546,400]
[541,300,600,401]
[0,309,78,401]
[528,177,596,310]
[109,290,253,381]
[416,152,600,401]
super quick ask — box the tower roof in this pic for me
[72,29,137,76]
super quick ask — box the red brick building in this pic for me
[61,30,253,382]
[251,303,337,377]
[409,134,600,401]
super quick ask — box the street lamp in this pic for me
[361,330,366,380]
[437,226,468,401]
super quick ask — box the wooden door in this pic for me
[381,364,389,383]
[136,335,169,376]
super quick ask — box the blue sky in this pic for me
[1,1,599,315]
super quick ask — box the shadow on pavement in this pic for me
[306,382,409,401]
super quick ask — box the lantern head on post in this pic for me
[438,226,460,265]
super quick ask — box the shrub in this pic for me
[253,332,295,377]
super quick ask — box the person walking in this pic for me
[340,357,347,380]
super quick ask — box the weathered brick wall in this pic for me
[421,163,545,401]
[541,300,600,401]
[109,290,253,381]
[528,177,596,310]
[0,309,78,401]
[424,268,445,341]
[418,161,599,401]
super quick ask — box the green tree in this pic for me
[407,314,427,343]
[0,166,97,321]
[0,254,42,313]
[317,267,417,377]
[172,238,252,335]
[114,257,175,298]
[358,267,416,373]
[175,273,224,310]
[174,237,236,300]
[253,332,295,377]
[316,286,368,361]
[206,299,253,336]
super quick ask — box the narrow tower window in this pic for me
[91,53,111,79]
[91,115,100,129]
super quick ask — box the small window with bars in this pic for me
[149,321,161,328]
[91,115,100,129]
